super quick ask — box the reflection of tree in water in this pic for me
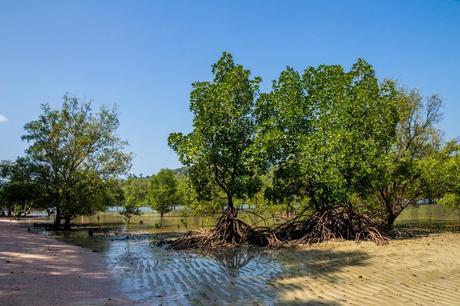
[183,247,282,305]
[192,247,255,278]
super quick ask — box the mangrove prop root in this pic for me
[160,208,278,250]
[274,207,389,245]
[157,207,389,250]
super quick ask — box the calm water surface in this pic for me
[395,204,460,228]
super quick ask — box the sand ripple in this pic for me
[106,241,283,305]
[104,233,460,305]
[274,233,460,305]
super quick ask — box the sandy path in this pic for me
[274,234,460,305]
[0,219,131,306]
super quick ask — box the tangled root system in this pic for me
[157,206,389,250]
[274,207,389,245]
[158,208,276,250]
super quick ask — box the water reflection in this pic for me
[193,248,257,278]
[396,205,460,228]
[105,239,282,305]
[30,226,111,252]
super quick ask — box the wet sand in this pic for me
[274,234,460,305]
[0,219,130,306]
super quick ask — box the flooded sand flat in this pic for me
[25,204,460,305]
[104,240,283,305]
[95,233,460,305]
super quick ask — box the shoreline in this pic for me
[0,219,131,306]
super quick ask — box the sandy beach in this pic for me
[273,234,460,305]
[0,219,130,306]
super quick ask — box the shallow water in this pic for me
[32,204,460,231]
[34,209,281,233]
[396,205,460,228]
[103,240,372,305]
[106,241,283,305]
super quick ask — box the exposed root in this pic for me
[158,208,276,250]
[156,206,389,250]
[274,207,389,245]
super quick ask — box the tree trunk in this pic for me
[63,216,71,230]
[381,189,398,229]
[227,195,237,219]
[54,206,61,227]
[7,207,12,217]
[159,211,164,227]
[386,211,397,229]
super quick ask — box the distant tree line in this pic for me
[120,168,187,224]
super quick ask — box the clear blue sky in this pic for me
[1,0,459,175]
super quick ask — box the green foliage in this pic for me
[174,173,190,209]
[63,170,116,218]
[252,67,310,208]
[148,168,178,217]
[120,176,148,223]
[106,178,125,207]
[420,140,460,208]
[123,177,149,207]
[184,185,227,215]
[168,52,262,210]
[21,95,132,227]
[119,203,141,225]
[3,53,455,235]
[375,89,448,226]
[169,54,460,227]
[255,59,399,212]
[0,158,46,216]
